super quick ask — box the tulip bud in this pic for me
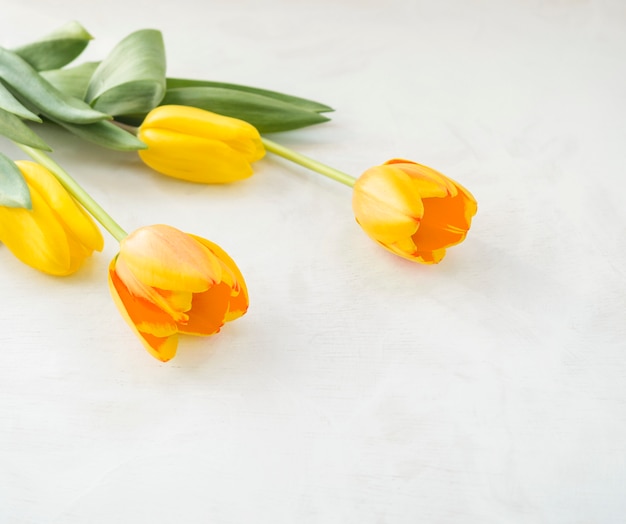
[137,105,265,183]
[108,224,248,361]
[0,161,103,275]
[352,159,477,264]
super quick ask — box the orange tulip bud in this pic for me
[352,159,477,264]
[108,224,248,361]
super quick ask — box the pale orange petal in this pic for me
[120,225,222,292]
[352,165,424,244]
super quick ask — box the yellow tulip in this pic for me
[352,159,477,264]
[108,224,248,361]
[0,160,103,275]
[137,105,265,183]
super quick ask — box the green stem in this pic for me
[17,144,127,242]
[261,137,356,188]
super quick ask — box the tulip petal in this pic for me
[352,165,424,244]
[120,224,222,293]
[154,289,194,314]
[381,240,447,264]
[385,159,457,199]
[385,236,418,259]
[108,258,178,361]
[190,235,249,321]
[138,128,255,183]
[177,282,231,336]
[114,256,189,323]
[16,161,104,252]
[137,332,178,361]
[452,181,479,225]
[414,248,447,264]
[224,290,249,322]
[0,184,72,275]
[140,105,264,162]
[65,232,95,274]
[412,184,478,253]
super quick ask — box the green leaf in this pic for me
[12,21,93,71]
[166,77,333,113]
[86,29,166,116]
[0,47,110,124]
[0,152,31,209]
[50,117,147,151]
[159,86,331,133]
[0,80,41,122]
[41,61,99,100]
[0,108,51,150]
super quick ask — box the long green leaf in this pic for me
[50,117,147,151]
[0,108,51,150]
[160,86,330,133]
[0,80,41,121]
[41,61,99,100]
[0,152,31,209]
[166,78,333,113]
[12,21,93,71]
[0,47,110,124]
[86,29,166,116]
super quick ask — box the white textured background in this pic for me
[1,0,625,522]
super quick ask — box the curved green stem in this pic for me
[17,144,127,242]
[261,137,356,188]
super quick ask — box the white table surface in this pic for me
[1,1,625,522]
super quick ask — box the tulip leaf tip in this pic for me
[0,152,32,209]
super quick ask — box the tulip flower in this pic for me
[137,105,265,183]
[108,224,248,362]
[352,159,477,264]
[0,160,103,275]
[260,139,477,264]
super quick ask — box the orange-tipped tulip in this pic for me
[137,105,265,183]
[352,159,477,264]
[108,224,248,361]
[0,160,103,275]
